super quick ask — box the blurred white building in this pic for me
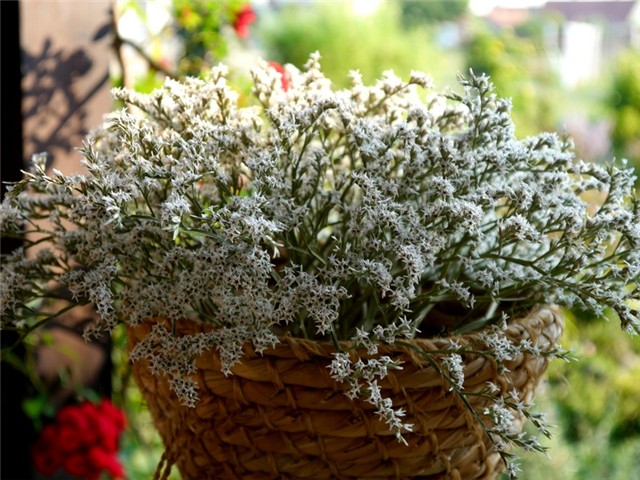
[543,1,640,86]
[485,0,640,87]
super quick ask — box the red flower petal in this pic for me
[98,399,127,431]
[64,452,98,479]
[57,424,86,453]
[267,61,290,91]
[32,398,127,478]
[89,446,125,479]
[31,424,64,475]
[233,4,256,39]
[32,448,63,476]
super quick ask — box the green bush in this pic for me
[256,1,461,89]
[399,0,468,27]
[609,48,640,177]
[464,20,559,137]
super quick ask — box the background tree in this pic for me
[399,0,468,26]
[464,21,558,137]
[257,1,461,88]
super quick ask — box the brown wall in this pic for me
[21,0,114,173]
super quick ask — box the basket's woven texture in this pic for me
[128,307,563,480]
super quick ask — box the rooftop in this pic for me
[543,1,637,24]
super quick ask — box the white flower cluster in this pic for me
[1,53,638,469]
[329,351,412,442]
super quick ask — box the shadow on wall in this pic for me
[21,19,112,170]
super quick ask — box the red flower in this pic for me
[268,61,290,91]
[31,424,64,475]
[31,447,63,477]
[233,4,256,39]
[89,446,125,479]
[57,403,89,427]
[64,453,97,479]
[58,402,98,447]
[57,424,86,453]
[31,398,126,479]
[98,398,127,431]
[38,423,59,445]
[96,416,121,451]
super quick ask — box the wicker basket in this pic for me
[128,306,563,480]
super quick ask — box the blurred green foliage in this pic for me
[553,311,640,443]
[609,48,640,176]
[464,20,559,137]
[256,1,462,89]
[399,0,468,26]
[173,0,248,78]
[503,310,640,479]
[116,0,252,94]
[112,324,183,479]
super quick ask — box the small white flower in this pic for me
[442,353,465,391]
[329,353,353,382]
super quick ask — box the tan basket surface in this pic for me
[128,307,563,480]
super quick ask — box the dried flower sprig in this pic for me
[1,53,638,475]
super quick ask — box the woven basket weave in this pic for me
[128,306,563,480]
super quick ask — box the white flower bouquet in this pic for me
[2,54,638,478]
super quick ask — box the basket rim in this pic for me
[127,304,563,359]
